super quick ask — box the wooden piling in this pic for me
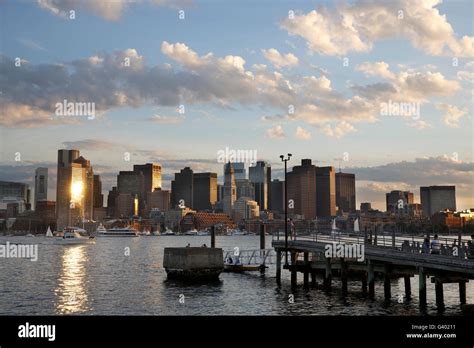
[384,265,391,301]
[419,267,427,309]
[311,271,316,287]
[290,252,297,289]
[361,274,367,296]
[341,259,348,296]
[435,278,444,310]
[259,224,266,273]
[368,261,375,300]
[303,252,309,289]
[324,257,332,291]
[211,225,216,248]
[404,276,411,299]
[276,249,281,285]
[459,281,466,305]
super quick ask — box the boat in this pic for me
[152,230,161,236]
[354,218,360,233]
[96,224,107,235]
[97,226,139,237]
[197,229,210,236]
[232,229,246,236]
[184,229,198,236]
[45,226,54,237]
[161,228,175,236]
[25,233,35,237]
[55,227,95,245]
[140,229,151,236]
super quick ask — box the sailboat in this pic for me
[331,218,339,238]
[353,218,360,233]
[46,226,54,237]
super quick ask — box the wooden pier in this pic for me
[273,234,474,310]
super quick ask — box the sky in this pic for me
[0,0,473,210]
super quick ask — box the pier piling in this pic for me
[384,265,391,301]
[211,225,216,248]
[368,261,375,300]
[324,257,332,291]
[260,224,266,273]
[276,249,281,285]
[290,252,297,289]
[361,274,367,296]
[459,281,466,305]
[435,278,444,310]
[404,276,411,299]
[303,252,309,289]
[419,267,427,309]
[341,259,348,296]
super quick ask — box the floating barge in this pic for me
[163,247,224,281]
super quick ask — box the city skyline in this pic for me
[0,0,473,210]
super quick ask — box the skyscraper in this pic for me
[316,166,336,217]
[34,167,48,208]
[231,162,246,181]
[236,179,255,200]
[270,179,285,214]
[117,171,145,215]
[93,174,103,208]
[249,161,271,210]
[335,172,356,213]
[223,162,236,216]
[420,186,456,217]
[193,172,218,211]
[171,167,194,208]
[133,163,162,194]
[287,159,317,220]
[56,149,94,230]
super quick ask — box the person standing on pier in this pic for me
[422,237,430,254]
[430,234,441,255]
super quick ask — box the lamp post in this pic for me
[280,153,292,265]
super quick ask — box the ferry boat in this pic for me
[97,226,139,237]
[55,227,95,245]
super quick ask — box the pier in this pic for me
[272,231,474,310]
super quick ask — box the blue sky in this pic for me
[0,0,472,209]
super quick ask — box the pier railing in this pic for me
[223,248,276,265]
[272,229,472,260]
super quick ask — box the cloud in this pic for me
[406,119,432,129]
[295,126,311,140]
[457,70,474,84]
[320,121,356,138]
[62,139,122,150]
[436,103,468,127]
[281,0,473,57]
[266,125,285,139]
[262,48,298,69]
[37,0,193,20]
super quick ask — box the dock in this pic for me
[272,231,474,310]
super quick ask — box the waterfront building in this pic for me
[420,186,456,217]
[236,179,255,200]
[133,163,162,204]
[34,168,48,208]
[93,174,103,208]
[316,166,336,217]
[171,167,194,209]
[146,188,171,213]
[335,172,356,213]
[269,179,285,214]
[117,170,145,214]
[223,162,237,216]
[193,172,218,211]
[233,197,260,221]
[287,159,317,220]
[386,190,414,213]
[249,160,271,210]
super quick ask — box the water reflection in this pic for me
[55,246,90,314]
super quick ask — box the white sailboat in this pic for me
[331,218,339,238]
[46,226,54,237]
[354,218,360,233]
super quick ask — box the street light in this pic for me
[280,153,292,265]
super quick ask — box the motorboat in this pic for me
[97,226,139,237]
[161,228,175,236]
[25,233,35,237]
[197,229,210,236]
[140,229,151,236]
[232,229,246,236]
[152,230,161,236]
[184,229,198,236]
[55,227,95,245]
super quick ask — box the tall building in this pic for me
[223,162,237,216]
[287,159,317,220]
[56,149,94,230]
[420,186,456,217]
[386,190,414,213]
[34,168,48,208]
[133,163,162,195]
[233,197,260,221]
[249,161,271,210]
[316,166,336,217]
[270,179,285,214]
[236,179,255,200]
[117,171,144,215]
[335,172,356,213]
[231,162,246,181]
[360,202,372,214]
[171,167,194,208]
[193,172,218,211]
[107,186,118,217]
[93,174,103,208]
[0,181,30,204]
[146,188,171,213]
